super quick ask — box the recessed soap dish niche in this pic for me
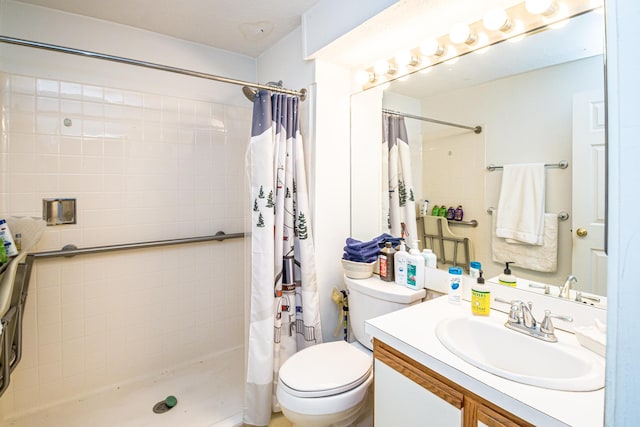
[43,198,76,226]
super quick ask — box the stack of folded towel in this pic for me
[342,233,402,263]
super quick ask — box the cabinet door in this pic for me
[375,359,462,426]
[465,397,528,427]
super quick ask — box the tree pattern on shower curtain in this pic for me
[244,90,322,427]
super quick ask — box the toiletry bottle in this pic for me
[446,206,455,220]
[499,262,517,287]
[0,219,18,257]
[14,233,22,252]
[454,205,464,221]
[439,205,447,217]
[422,199,430,217]
[471,270,490,316]
[405,240,425,290]
[421,248,437,268]
[469,261,481,279]
[447,266,463,304]
[378,242,396,282]
[0,242,6,265]
[431,205,440,216]
[394,240,408,286]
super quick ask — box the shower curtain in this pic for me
[382,113,418,245]
[244,90,323,426]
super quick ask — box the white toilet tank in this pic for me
[344,276,426,350]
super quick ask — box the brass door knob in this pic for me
[576,228,588,237]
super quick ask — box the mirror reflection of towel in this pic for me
[492,210,558,273]
[495,163,545,245]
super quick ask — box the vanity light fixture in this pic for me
[449,23,477,45]
[354,0,602,91]
[483,8,514,31]
[525,0,560,16]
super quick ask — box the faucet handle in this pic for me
[540,310,555,335]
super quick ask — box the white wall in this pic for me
[0,0,251,418]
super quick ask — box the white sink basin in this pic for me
[436,316,605,391]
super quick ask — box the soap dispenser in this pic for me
[471,270,490,316]
[499,262,517,287]
[394,240,408,286]
[405,240,425,290]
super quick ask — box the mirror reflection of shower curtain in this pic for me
[244,90,323,426]
[382,113,418,243]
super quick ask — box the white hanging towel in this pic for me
[495,163,546,245]
[492,210,558,272]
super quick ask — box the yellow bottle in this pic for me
[471,270,491,316]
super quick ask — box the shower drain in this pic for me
[153,395,178,414]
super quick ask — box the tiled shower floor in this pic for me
[4,346,244,427]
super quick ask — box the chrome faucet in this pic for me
[559,275,577,299]
[495,298,573,343]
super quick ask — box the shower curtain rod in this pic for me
[382,108,482,134]
[0,35,307,101]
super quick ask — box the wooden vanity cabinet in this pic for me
[373,339,534,427]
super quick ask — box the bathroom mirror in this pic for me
[350,9,607,303]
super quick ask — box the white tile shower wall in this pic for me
[0,72,249,418]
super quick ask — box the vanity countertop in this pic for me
[365,296,605,427]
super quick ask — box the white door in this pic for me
[572,90,607,296]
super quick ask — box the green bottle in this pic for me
[431,205,440,216]
[0,243,6,265]
[439,205,447,216]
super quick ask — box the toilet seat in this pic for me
[278,341,372,398]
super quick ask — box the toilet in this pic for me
[276,276,426,426]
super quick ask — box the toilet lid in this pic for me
[278,341,372,398]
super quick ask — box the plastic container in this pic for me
[405,240,425,290]
[447,266,463,304]
[378,242,396,282]
[431,205,440,216]
[469,261,481,279]
[0,219,18,257]
[341,259,376,279]
[420,199,430,217]
[471,270,490,316]
[394,241,409,286]
[498,262,517,287]
[421,249,437,268]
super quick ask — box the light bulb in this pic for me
[355,70,374,85]
[449,23,476,45]
[483,8,512,31]
[395,50,412,67]
[420,37,445,56]
[374,60,391,76]
[525,0,559,16]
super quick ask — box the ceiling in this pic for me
[14,0,322,57]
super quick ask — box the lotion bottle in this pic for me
[499,262,517,287]
[405,240,425,290]
[394,240,408,286]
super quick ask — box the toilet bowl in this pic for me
[276,276,426,427]
[276,340,373,427]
